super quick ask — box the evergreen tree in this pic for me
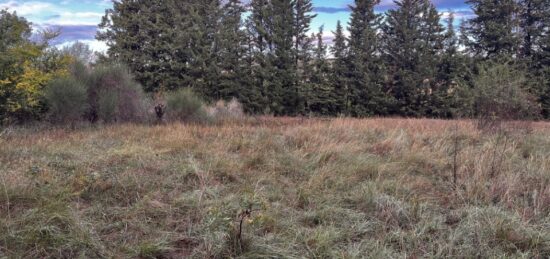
[330,21,350,115]
[464,0,519,59]
[518,0,549,60]
[98,0,187,92]
[440,13,460,81]
[218,0,246,98]
[93,0,548,118]
[217,0,260,111]
[537,11,550,118]
[309,26,335,115]
[516,0,550,118]
[269,0,297,115]
[347,0,386,116]
[382,0,445,116]
[242,18,265,113]
[294,0,317,114]
[98,0,226,95]
[246,0,273,113]
[434,13,470,117]
[186,0,224,100]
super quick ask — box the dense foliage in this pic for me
[0,10,72,124]
[43,77,88,124]
[2,0,550,123]
[95,0,550,119]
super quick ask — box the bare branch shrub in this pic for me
[206,98,246,123]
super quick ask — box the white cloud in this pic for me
[440,10,475,20]
[0,1,56,16]
[0,1,104,25]
[56,39,107,53]
[45,11,104,26]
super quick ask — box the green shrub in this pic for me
[472,63,539,129]
[86,64,148,123]
[97,90,118,123]
[43,77,88,124]
[166,88,209,123]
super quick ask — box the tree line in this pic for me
[95,0,550,119]
[1,0,549,124]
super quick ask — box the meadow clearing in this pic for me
[1,118,549,258]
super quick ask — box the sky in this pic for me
[0,0,474,52]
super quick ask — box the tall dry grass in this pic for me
[0,118,549,258]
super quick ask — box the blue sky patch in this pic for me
[0,0,472,51]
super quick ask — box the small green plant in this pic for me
[43,77,88,124]
[136,241,171,259]
[166,88,209,123]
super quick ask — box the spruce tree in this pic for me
[382,0,445,116]
[246,0,273,113]
[217,0,264,113]
[537,9,550,118]
[242,18,266,113]
[434,13,469,117]
[347,0,386,116]
[518,0,549,60]
[330,21,350,115]
[464,0,519,59]
[218,0,247,100]
[269,0,297,115]
[294,0,317,114]
[186,0,224,100]
[309,26,335,115]
[98,0,187,92]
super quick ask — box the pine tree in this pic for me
[382,0,445,116]
[516,0,550,119]
[217,0,247,101]
[309,26,335,115]
[464,0,519,59]
[186,0,224,100]
[246,0,273,113]
[537,6,550,118]
[98,0,227,96]
[242,18,266,113]
[518,0,550,60]
[98,0,187,92]
[330,21,350,115]
[347,0,386,116]
[269,0,297,115]
[294,0,317,114]
[434,13,469,117]
[214,0,264,114]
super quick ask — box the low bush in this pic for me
[206,98,246,123]
[166,88,209,123]
[43,77,88,124]
[86,64,148,123]
[472,63,540,130]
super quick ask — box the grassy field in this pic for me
[1,118,549,258]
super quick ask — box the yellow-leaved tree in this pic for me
[0,10,72,124]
